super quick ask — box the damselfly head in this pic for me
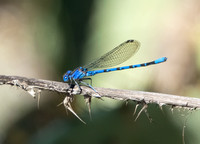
[63,70,72,82]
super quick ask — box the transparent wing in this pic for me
[84,40,140,70]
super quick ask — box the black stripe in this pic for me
[129,65,133,68]
[146,61,155,66]
[126,40,134,43]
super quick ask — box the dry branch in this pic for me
[0,75,199,109]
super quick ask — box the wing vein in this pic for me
[84,40,140,70]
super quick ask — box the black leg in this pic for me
[69,79,75,88]
[80,81,101,98]
[72,78,82,94]
[80,78,92,85]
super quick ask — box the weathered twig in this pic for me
[0,75,199,109]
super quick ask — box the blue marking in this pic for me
[154,57,167,64]
[63,40,167,97]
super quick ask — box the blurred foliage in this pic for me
[0,0,200,144]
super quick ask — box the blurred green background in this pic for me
[0,0,200,144]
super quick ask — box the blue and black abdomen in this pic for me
[86,57,167,76]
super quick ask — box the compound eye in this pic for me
[67,70,72,75]
[63,75,69,82]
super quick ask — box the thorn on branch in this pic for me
[0,75,200,123]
